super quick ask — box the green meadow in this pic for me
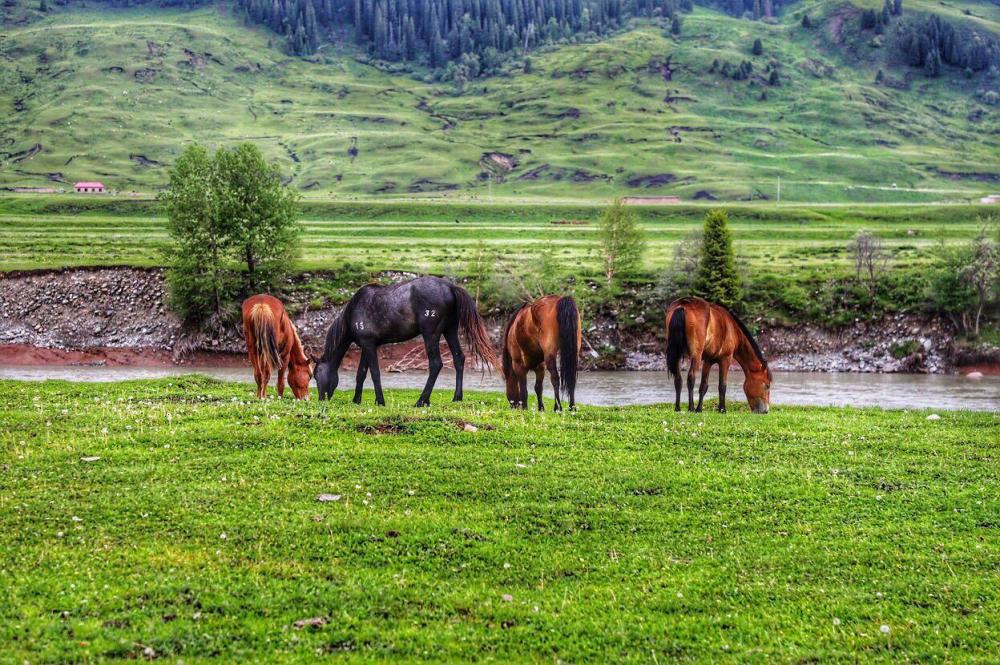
[1,378,997,661]
[0,197,990,274]
[1,0,997,201]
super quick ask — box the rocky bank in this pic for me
[0,267,992,373]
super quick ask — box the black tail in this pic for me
[451,284,500,371]
[666,307,687,377]
[556,296,579,398]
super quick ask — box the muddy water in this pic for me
[2,366,997,411]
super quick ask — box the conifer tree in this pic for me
[694,209,742,309]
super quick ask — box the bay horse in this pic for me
[314,276,499,406]
[502,295,581,411]
[665,297,772,413]
[241,294,314,399]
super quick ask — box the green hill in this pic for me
[1,0,998,201]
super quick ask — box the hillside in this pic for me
[1,0,998,201]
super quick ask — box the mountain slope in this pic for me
[0,0,998,201]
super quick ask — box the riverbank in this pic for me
[3,267,996,374]
[1,378,996,661]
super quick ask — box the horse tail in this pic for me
[451,284,500,371]
[556,296,579,399]
[250,303,282,371]
[666,306,687,378]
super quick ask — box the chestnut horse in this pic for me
[665,297,772,413]
[503,295,581,411]
[242,294,313,399]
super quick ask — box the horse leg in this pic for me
[519,372,529,409]
[444,324,465,402]
[687,358,701,411]
[718,357,732,413]
[546,355,562,412]
[534,365,545,411]
[696,361,712,412]
[415,333,443,407]
[276,366,287,398]
[673,366,683,412]
[352,354,369,404]
[363,344,386,406]
[259,366,271,399]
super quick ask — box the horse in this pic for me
[665,297,772,414]
[241,294,314,399]
[314,276,499,406]
[502,295,581,411]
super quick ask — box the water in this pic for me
[1,365,997,411]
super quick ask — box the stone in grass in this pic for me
[463,422,478,433]
[317,494,341,502]
[926,414,941,421]
[293,616,329,630]
[81,456,101,462]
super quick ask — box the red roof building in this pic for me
[74,181,106,193]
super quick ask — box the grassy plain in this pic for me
[1,377,997,661]
[0,196,991,274]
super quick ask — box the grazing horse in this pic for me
[503,295,581,411]
[665,297,772,413]
[241,294,314,399]
[314,276,499,406]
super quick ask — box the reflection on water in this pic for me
[1,365,997,411]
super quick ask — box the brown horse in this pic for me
[503,295,581,411]
[242,294,314,399]
[665,297,772,413]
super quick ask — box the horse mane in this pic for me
[321,287,368,362]
[722,304,769,371]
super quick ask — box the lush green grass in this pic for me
[1,1,997,200]
[0,196,991,273]
[1,377,997,661]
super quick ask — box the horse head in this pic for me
[743,362,772,414]
[312,354,338,401]
[288,353,315,400]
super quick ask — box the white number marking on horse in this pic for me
[424,309,437,318]
[355,321,365,330]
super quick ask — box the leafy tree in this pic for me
[963,227,999,337]
[800,13,812,28]
[161,143,300,328]
[596,198,646,285]
[752,38,763,56]
[694,209,741,308]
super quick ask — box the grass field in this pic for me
[1,377,997,661]
[1,0,997,200]
[0,196,992,274]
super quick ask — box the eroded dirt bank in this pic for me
[1,268,994,373]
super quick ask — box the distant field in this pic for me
[1,1,997,200]
[0,197,992,273]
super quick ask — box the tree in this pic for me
[596,198,646,285]
[694,209,741,308]
[875,68,885,83]
[161,143,300,329]
[847,230,890,302]
[752,38,763,56]
[671,16,682,36]
[39,0,48,12]
[962,227,999,337]
[212,143,300,294]
[801,13,812,28]
[768,69,779,86]
[161,145,236,327]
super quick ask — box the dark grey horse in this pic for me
[314,276,499,406]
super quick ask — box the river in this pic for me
[1,366,996,411]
